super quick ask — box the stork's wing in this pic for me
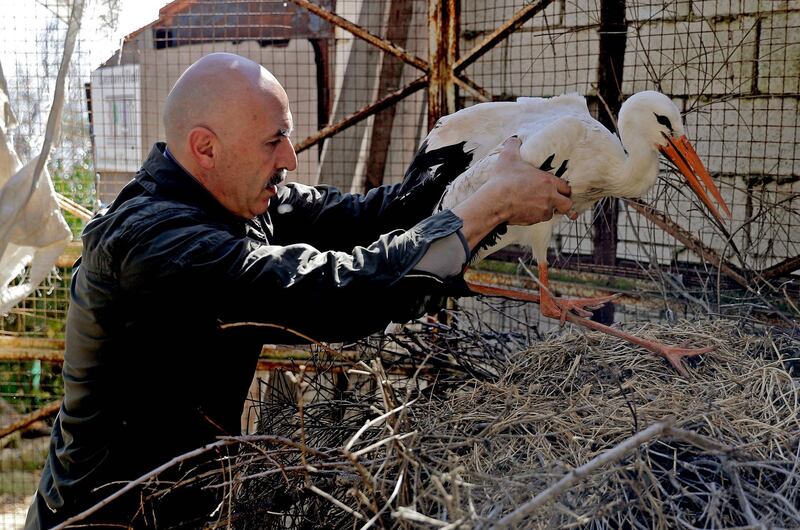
[392,93,594,238]
[440,115,593,211]
[401,93,592,189]
[439,114,596,263]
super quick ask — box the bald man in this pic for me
[26,53,572,528]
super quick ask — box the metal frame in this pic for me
[286,0,790,291]
[288,0,557,147]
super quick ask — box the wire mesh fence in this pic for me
[0,0,798,526]
[75,0,799,326]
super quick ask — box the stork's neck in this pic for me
[616,125,659,197]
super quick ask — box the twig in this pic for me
[52,439,232,529]
[0,399,61,439]
[52,435,302,529]
[308,484,367,520]
[723,457,764,529]
[218,321,340,357]
[359,470,404,530]
[345,398,418,451]
[491,419,675,528]
[392,506,451,526]
[351,431,417,458]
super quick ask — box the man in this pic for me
[26,53,573,528]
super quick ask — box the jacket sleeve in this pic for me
[117,208,466,344]
[268,181,449,252]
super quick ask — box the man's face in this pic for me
[213,90,297,219]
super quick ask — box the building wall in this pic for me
[94,37,320,203]
[90,64,142,174]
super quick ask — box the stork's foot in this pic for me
[643,340,717,377]
[565,313,718,377]
[540,293,621,324]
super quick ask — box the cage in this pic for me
[0,0,797,527]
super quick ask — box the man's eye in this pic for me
[267,139,281,146]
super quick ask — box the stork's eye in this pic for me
[654,113,673,132]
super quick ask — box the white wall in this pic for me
[90,64,142,173]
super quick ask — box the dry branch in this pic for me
[493,419,674,528]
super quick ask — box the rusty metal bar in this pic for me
[447,0,459,108]
[0,400,61,440]
[294,76,427,154]
[288,0,429,72]
[0,337,65,361]
[428,0,457,130]
[760,255,800,280]
[0,336,65,350]
[453,73,491,102]
[624,199,749,289]
[453,0,554,74]
[428,0,445,130]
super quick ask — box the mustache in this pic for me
[268,169,287,187]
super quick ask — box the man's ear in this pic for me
[187,126,217,170]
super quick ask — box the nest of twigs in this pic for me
[207,317,799,529]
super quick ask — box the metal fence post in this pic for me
[428,0,458,130]
[592,0,627,324]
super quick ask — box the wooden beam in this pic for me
[309,38,332,158]
[364,0,415,190]
[0,400,61,440]
[591,0,627,324]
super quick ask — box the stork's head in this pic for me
[619,91,685,148]
[619,91,731,224]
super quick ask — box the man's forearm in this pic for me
[451,190,508,252]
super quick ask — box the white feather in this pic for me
[423,91,684,266]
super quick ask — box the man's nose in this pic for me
[283,139,298,172]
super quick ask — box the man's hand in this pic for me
[485,136,574,225]
[452,136,575,251]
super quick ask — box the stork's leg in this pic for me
[466,281,542,303]
[466,281,714,376]
[537,263,619,324]
[465,265,616,322]
[563,313,716,376]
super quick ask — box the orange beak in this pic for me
[659,135,731,224]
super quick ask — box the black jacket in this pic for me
[26,143,464,528]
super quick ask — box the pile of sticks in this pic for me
[63,315,797,529]
[212,317,799,529]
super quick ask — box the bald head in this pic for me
[161,53,297,219]
[163,53,287,153]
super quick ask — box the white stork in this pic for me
[403,91,731,375]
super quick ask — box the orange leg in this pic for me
[466,266,716,376]
[536,263,619,325]
[563,313,715,377]
[466,281,542,303]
